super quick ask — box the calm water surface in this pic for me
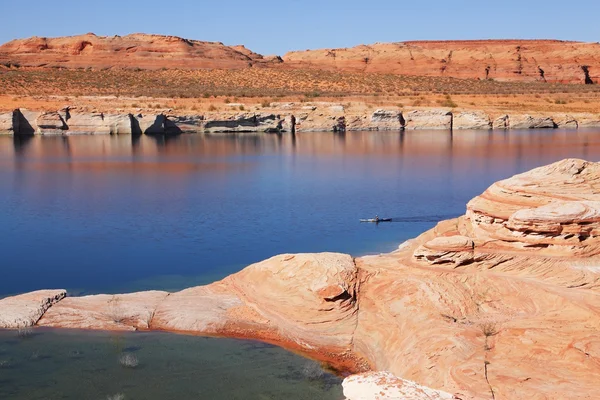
[0,329,342,399]
[2,129,600,295]
[2,129,600,399]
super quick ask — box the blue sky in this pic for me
[1,0,598,55]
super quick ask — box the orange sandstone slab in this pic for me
[0,289,66,328]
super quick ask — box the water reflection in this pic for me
[0,130,599,296]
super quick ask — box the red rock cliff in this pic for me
[283,40,600,84]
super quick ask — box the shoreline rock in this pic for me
[3,104,599,135]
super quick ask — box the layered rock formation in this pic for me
[0,33,274,70]
[284,40,600,84]
[2,35,600,84]
[2,159,600,399]
[2,104,599,135]
[0,290,66,328]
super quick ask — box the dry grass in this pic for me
[2,66,600,99]
[0,66,599,115]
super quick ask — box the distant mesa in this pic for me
[0,33,269,70]
[282,39,600,84]
[0,34,598,84]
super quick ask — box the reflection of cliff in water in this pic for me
[1,130,599,176]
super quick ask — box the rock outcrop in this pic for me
[508,114,556,129]
[64,112,133,135]
[0,110,17,132]
[0,33,268,70]
[453,111,491,130]
[3,104,600,135]
[3,35,600,84]
[343,372,455,400]
[404,110,453,130]
[4,159,600,399]
[0,290,66,328]
[283,40,600,84]
[38,291,169,331]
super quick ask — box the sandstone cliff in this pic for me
[0,33,275,70]
[284,40,600,84]
[2,104,600,135]
[2,35,600,85]
[2,159,600,399]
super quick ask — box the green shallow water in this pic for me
[0,329,343,400]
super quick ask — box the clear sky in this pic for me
[1,0,598,55]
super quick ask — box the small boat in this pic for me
[360,218,392,223]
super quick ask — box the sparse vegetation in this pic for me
[107,296,125,324]
[118,353,139,368]
[481,322,498,338]
[438,94,458,108]
[16,326,34,339]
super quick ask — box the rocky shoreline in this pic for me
[1,103,600,135]
[2,158,600,399]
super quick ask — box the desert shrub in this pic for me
[438,94,458,108]
[118,353,139,368]
[106,296,125,324]
[480,322,498,337]
[17,326,34,339]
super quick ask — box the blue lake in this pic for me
[1,129,600,296]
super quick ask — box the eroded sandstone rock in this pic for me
[453,111,491,130]
[0,290,66,328]
[509,114,556,129]
[0,110,17,133]
[343,372,455,400]
[492,115,509,129]
[203,113,283,133]
[404,110,452,130]
[555,114,579,129]
[38,291,169,331]
[36,111,67,134]
[65,113,133,134]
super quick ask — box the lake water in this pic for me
[0,328,342,399]
[3,129,600,297]
[1,129,600,399]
